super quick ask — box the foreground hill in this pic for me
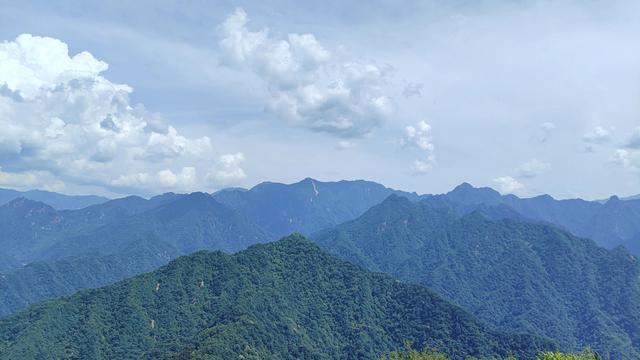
[0,187,108,210]
[0,235,554,360]
[313,195,640,358]
[213,178,419,238]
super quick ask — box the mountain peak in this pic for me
[446,182,502,205]
[4,197,54,211]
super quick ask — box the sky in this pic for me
[0,0,639,199]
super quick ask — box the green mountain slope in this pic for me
[437,183,640,255]
[0,193,269,317]
[313,195,640,358]
[0,235,177,317]
[0,235,554,360]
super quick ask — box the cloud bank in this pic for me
[218,8,395,138]
[0,34,244,194]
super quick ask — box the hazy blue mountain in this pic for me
[431,183,640,255]
[0,188,109,210]
[313,195,640,358]
[0,235,555,360]
[0,235,177,317]
[0,193,269,316]
[0,193,185,271]
[213,177,420,238]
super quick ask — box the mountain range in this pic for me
[0,235,555,360]
[312,195,640,358]
[0,188,109,210]
[1,179,639,358]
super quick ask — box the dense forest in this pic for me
[313,195,640,358]
[0,235,554,360]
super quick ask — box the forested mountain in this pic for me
[0,193,268,316]
[0,179,416,317]
[313,195,640,358]
[0,188,109,210]
[213,178,419,237]
[426,183,640,255]
[0,235,555,360]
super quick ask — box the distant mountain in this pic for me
[0,179,418,317]
[0,188,109,210]
[213,177,420,238]
[0,235,177,317]
[0,193,269,316]
[0,235,554,360]
[430,183,640,255]
[313,195,640,358]
[0,193,185,271]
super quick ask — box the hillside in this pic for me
[0,235,554,360]
[432,183,640,255]
[313,195,640,358]
[0,193,269,316]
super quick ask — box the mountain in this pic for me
[313,195,640,358]
[431,183,640,255]
[0,193,269,316]
[0,235,555,360]
[0,234,177,317]
[0,188,109,210]
[213,178,420,238]
[0,194,185,271]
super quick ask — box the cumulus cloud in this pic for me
[218,8,394,138]
[208,153,247,185]
[516,159,550,178]
[493,176,524,194]
[612,149,640,173]
[401,120,436,174]
[583,126,612,144]
[0,34,244,194]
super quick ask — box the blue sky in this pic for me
[0,0,639,199]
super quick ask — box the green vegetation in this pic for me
[381,343,599,360]
[0,193,269,316]
[535,349,599,360]
[313,195,640,358]
[0,235,554,359]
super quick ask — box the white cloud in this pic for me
[208,152,247,185]
[0,34,243,194]
[412,155,436,174]
[612,149,640,173]
[516,159,550,178]
[493,176,524,194]
[583,126,612,144]
[218,8,394,138]
[336,140,355,150]
[402,120,436,174]
[0,167,65,192]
